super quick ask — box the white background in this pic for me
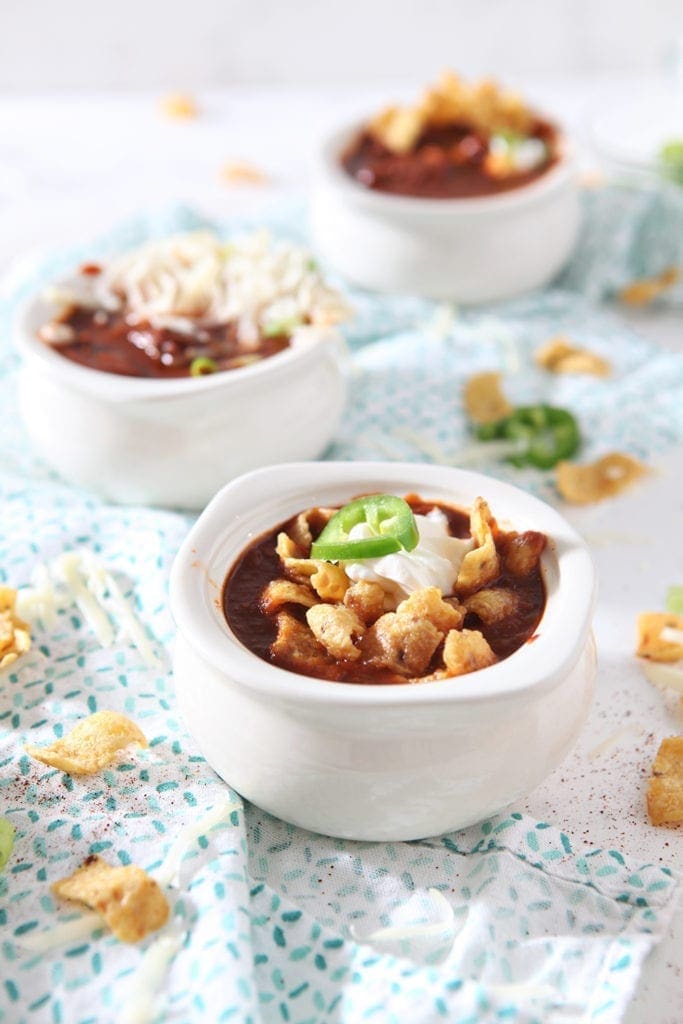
[1,0,683,91]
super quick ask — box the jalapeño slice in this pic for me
[476,404,580,469]
[310,495,420,561]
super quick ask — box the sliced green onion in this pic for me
[262,317,303,338]
[0,818,15,872]
[491,129,527,147]
[311,495,419,562]
[189,357,218,377]
[666,585,683,616]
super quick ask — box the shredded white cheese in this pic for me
[353,890,455,943]
[54,552,115,646]
[97,569,164,672]
[19,911,104,953]
[119,934,184,1024]
[587,724,644,760]
[426,302,458,340]
[391,427,452,465]
[641,659,683,695]
[351,888,461,961]
[450,439,526,466]
[487,982,564,1005]
[154,800,240,889]
[44,231,350,343]
[15,563,62,628]
[17,550,163,670]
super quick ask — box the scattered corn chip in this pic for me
[370,106,424,154]
[0,587,31,670]
[260,579,317,615]
[535,336,610,377]
[275,532,302,560]
[271,611,332,675]
[443,628,496,676]
[219,161,269,186]
[26,710,147,775]
[369,72,534,154]
[306,604,365,661]
[637,613,683,663]
[556,453,647,504]
[463,371,513,425]
[343,580,386,626]
[464,588,521,624]
[647,736,683,825]
[456,497,500,594]
[362,612,442,677]
[396,587,465,633]
[619,267,679,307]
[52,855,169,943]
[310,562,350,602]
[640,660,683,694]
[158,92,199,120]
[578,169,607,189]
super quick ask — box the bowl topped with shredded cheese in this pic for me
[31,230,350,381]
[15,231,351,509]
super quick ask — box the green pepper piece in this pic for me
[666,585,683,616]
[311,495,420,561]
[190,356,218,377]
[262,316,303,338]
[660,139,683,186]
[0,818,15,872]
[475,421,505,442]
[502,404,580,469]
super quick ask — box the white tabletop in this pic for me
[0,80,681,1023]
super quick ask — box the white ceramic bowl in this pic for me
[170,461,597,841]
[311,124,581,302]
[15,290,349,510]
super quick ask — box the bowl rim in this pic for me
[14,283,347,403]
[316,119,576,217]
[169,460,596,708]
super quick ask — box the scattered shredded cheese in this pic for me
[426,303,458,340]
[19,911,104,954]
[351,888,458,951]
[391,428,452,465]
[154,800,239,889]
[450,439,527,466]
[641,660,683,695]
[487,982,567,1005]
[587,724,644,760]
[119,934,185,1024]
[55,553,115,646]
[16,551,163,670]
[43,231,350,343]
[98,569,163,671]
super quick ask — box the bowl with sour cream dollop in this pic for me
[170,460,596,840]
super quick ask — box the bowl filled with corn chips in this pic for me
[312,72,580,302]
[170,460,597,840]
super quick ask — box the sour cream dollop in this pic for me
[343,509,473,601]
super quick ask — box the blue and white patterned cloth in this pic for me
[1,194,681,1024]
